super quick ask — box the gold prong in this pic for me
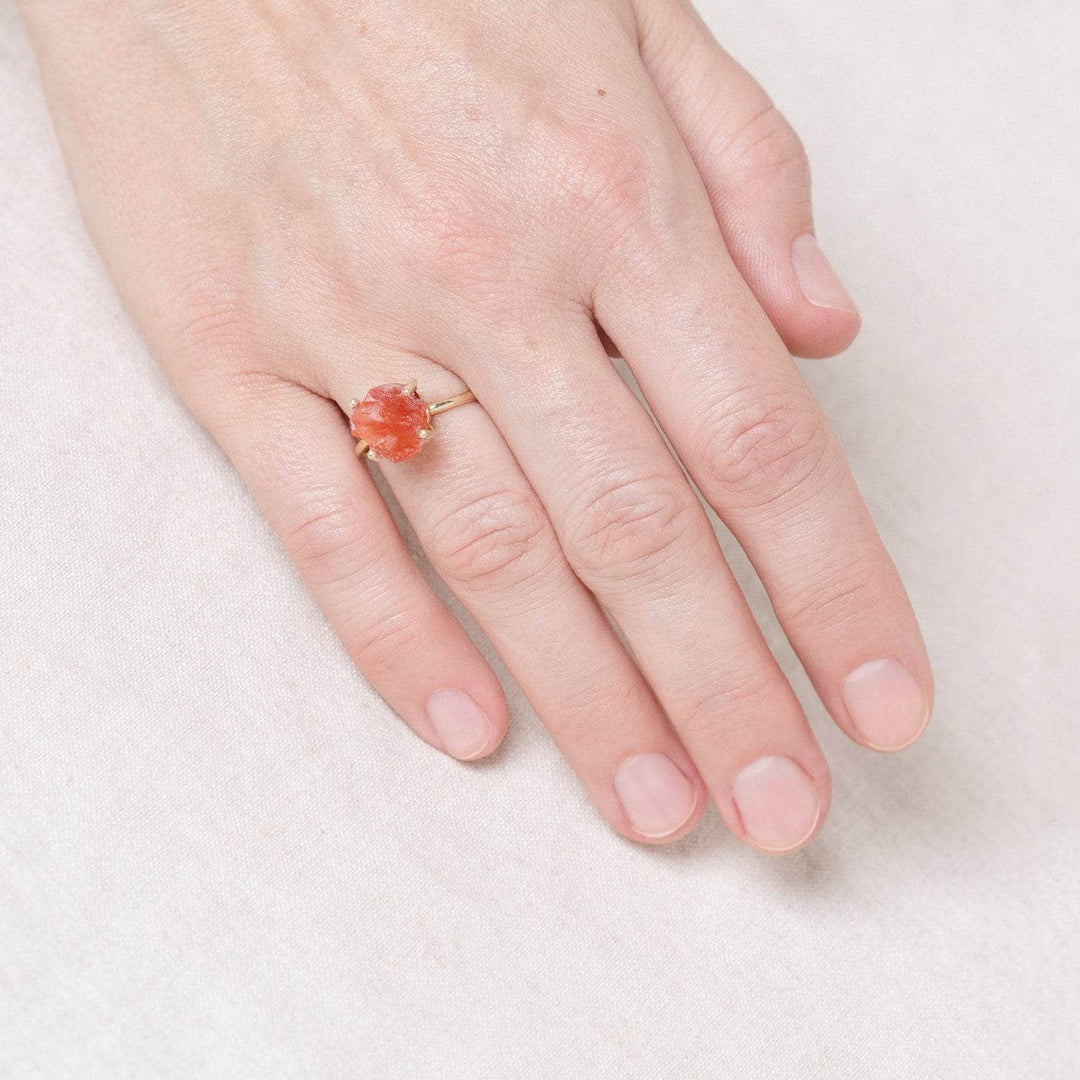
[402,380,417,397]
[366,449,380,461]
[354,440,370,458]
[348,398,359,410]
[418,429,432,440]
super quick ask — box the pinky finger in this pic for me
[189,373,509,761]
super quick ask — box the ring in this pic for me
[348,380,477,462]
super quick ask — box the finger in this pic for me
[183,371,508,761]
[328,369,707,844]
[593,180,933,757]
[634,0,860,359]
[451,313,831,855]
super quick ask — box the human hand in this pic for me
[19,0,932,851]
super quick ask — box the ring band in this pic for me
[348,380,476,462]
[427,389,478,417]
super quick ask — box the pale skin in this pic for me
[18,0,933,852]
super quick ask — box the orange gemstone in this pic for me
[350,384,430,462]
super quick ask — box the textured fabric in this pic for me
[2,0,1078,1076]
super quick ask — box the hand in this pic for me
[20,0,932,851]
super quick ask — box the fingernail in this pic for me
[425,690,494,760]
[614,753,698,839]
[791,233,859,314]
[732,755,821,853]
[841,658,930,751]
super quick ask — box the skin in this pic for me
[17,0,933,852]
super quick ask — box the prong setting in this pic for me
[348,383,473,462]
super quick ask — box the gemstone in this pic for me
[350,384,430,462]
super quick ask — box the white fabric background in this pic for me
[2,0,1078,1076]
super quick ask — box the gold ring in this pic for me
[348,380,477,462]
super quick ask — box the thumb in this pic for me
[636,0,861,358]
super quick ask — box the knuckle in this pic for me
[387,100,664,302]
[395,185,507,287]
[561,123,652,226]
[555,122,674,273]
[393,119,654,293]
[779,552,883,633]
[679,668,777,740]
[430,487,552,590]
[155,269,290,404]
[696,389,831,509]
[565,470,698,580]
[164,270,260,369]
[282,493,371,589]
[282,495,425,675]
[719,102,809,188]
[343,603,423,678]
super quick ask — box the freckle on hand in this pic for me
[597,88,606,97]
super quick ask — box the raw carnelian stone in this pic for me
[350,384,430,462]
